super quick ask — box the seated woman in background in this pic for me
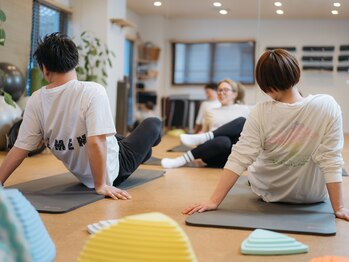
[161,79,250,168]
[193,83,221,133]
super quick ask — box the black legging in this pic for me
[113,117,162,186]
[191,117,246,168]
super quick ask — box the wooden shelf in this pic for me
[137,59,157,64]
[110,18,135,28]
[137,75,157,80]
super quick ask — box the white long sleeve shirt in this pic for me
[224,94,344,203]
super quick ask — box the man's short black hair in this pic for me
[34,32,79,73]
[204,83,218,91]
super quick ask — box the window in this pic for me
[27,0,69,93]
[172,41,255,85]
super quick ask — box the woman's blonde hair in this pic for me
[217,79,245,104]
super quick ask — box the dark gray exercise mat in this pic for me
[167,144,192,152]
[9,169,165,214]
[343,168,348,176]
[186,176,336,236]
[143,156,206,168]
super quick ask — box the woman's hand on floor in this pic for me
[335,207,349,221]
[95,185,132,200]
[182,201,218,215]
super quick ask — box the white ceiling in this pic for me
[127,0,349,20]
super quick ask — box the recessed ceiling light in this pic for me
[213,2,222,7]
[219,9,228,15]
[331,10,339,15]
[276,9,284,15]
[333,3,341,7]
[153,1,162,7]
[274,2,282,7]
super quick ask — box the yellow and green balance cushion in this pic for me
[79,212,197,262]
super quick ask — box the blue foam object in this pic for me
[241,229,309,255]
[4,189,56,262]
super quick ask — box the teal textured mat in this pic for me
[241,229,309,255]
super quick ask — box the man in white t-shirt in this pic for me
[0,33,162,200]
[194,83,221,133]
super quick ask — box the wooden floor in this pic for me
[2,134,349,262]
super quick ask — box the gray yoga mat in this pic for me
[167,144,192,152]
[9,169,165,214]
[186,176,336,236]
[343,168,348,176]
[143,156,206,168]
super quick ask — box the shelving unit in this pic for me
[337,45,349,72]
[136,44,161,106]
[301,46,335,71]
[265,46,296,52]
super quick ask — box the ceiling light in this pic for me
[331,10,339,15]
[274,2,282,7]
[276,9,284,15]
[213,2,222,7]
[153,1,162,7]
[333,3,341,7]
[219,9,228,15]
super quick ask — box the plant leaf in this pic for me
[0,29,5,46]
[0,9,6,22]
[76,66,85,75]
[107,58,112,67]
[91,48,97,56]
[3,92,16,108]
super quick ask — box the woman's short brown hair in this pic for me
[255,49,300,93]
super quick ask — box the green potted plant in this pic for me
[0,8,15,108]
[75,31,115,85]
[0,9,6,46]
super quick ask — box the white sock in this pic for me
[180,132,214,147]
[161,151,195,168]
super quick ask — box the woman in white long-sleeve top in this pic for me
[183,49,349,221]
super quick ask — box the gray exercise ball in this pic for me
[0,62,26,101]
[0,96,22,150]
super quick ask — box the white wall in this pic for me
[132,16,349,131]
[71,0,126,119]
[0,0,32,78]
